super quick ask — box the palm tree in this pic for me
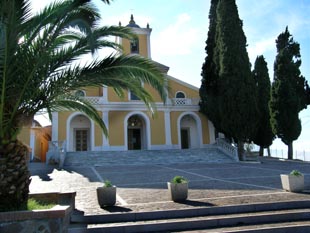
[0,0,166,211]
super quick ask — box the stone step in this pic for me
[179,221,310,233]
[64,147,235,166]
[68,208,310,233]
[68,200,310,233]
[70,200,310,224]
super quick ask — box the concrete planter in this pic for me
[281,174,304,192]
[0,192,76,233]
[167,182,188,202]
[97,186,116,207]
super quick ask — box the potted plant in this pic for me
[167,176,188,202]
[280,170,304,192]
[96,180,116,207]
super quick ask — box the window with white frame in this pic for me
[175,91,186,98]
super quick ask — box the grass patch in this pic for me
[27,198,56,211]
[0,198,56,212]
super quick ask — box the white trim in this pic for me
[51,112,58,141]
[164,110,172,146]
[66,112,94,152]
[208,120,216,144]
[177,112,203,149]
[102,86,108,103]
[147,31,151,58]
[130,27,152,35]
[30,124,35,161]
[124,111,151,150]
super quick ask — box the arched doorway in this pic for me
[179,114,200,149]
[127,115,146,150]
[69,114,91,151]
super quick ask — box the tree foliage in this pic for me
[270,27,308,159]
[214,0,258,159]
[251,55,274,155]
[199,0,221,132]
[0,0,166,210]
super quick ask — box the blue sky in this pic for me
[31,0,310,152]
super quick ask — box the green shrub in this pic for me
[104,180,113,187]
[290,170,303,176]
[171,176,188,184]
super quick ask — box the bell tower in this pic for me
[117,14,152,58]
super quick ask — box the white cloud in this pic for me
[152,13,201,56]
[247,37,275,63]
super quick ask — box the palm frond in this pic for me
[50,94,108,136]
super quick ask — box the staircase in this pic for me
[64,147,236,167]
[68,200,310,233]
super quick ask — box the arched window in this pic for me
[75,90,85,97]
[176,91,186,98]
[130,38,139,54]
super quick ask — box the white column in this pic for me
[147,31,151,58]
[51,112,58,141]
[102,110,110,150]
[102,86,108,103]
[30,123,35,161]
[164,110,172,148]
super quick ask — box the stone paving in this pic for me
[29,150,310,216]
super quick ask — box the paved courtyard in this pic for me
[29,153,310,216]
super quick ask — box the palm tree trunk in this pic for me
[287,141,293,160]
[0,140,31,211]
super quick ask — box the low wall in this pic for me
[0,192,76,233]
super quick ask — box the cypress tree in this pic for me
[252,55,274,156]
[215,0,258,160]
[270,27,308,160]
[199,0,221,133]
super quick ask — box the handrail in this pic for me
[216,138,239,161]
[47,140,67,168]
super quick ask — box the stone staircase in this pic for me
[64,147,236,167]
[68,200,310,232]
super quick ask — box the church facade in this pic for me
[51,15,215,152]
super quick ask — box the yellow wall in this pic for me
[168,79,199,99]
[109,111,127,146]
[58,112,71,141]
[170,111,179,145]
[107,86,129,102]
[84,87,101,96]
[150,111,165,145]
[198,112,210,144]
[122,34,148,57]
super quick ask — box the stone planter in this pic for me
[167,182,188,202]
[96,186,116,207]
[281,174,304,192]
[0,192,76,233]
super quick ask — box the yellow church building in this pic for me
[50,15,215,153]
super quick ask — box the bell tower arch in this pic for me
[117,14,152,58]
